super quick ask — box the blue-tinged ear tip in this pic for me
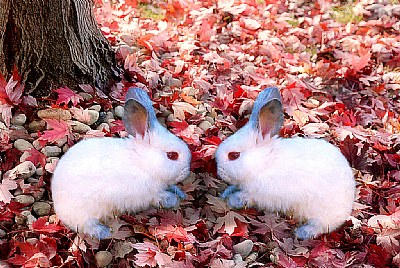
[125,88,153,105]
[255,86,281,103]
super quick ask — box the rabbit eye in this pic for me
[228,152,240,161]
[167,151,179,161]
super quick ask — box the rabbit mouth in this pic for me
[217,167,231,183]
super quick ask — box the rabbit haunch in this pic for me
[51,88,191,239]
[216,87,356,240]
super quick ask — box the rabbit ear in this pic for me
[123,88,158,137]
[249,87,284,138]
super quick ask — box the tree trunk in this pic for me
[0,0,118,97]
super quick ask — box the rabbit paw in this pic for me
[83,218,111,240]
[159,191,180,209]
[167,185,186,200]
[226,191,249,210]
[295,219,322,240]
[220,185,240,199]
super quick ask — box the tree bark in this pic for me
[0,0,118,97]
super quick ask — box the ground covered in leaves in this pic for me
[1,0,400,267]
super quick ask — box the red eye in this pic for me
[228,152,240,161]
[167,151,179,161]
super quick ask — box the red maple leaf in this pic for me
[55,86,83,106]
[25,148,47,168]
[38,119,72,145]
[31,216,65,234]
[0,71,24,106]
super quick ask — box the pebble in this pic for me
[0,229,6,238]
[20,151,31,162]
[38,108,71,121]
[199,120,213,131]
[32,139,44,150]
[26,214,37,226]
[14,139,34,151]
[41,146,62,157]
[71,121,91,133]
[5,161,36,179]
[97,123,110,132]
[95,251,113,267]
[56,136,68,147]
[86,110,99,125]
[32,202,52,216]
[114,105,124,119]
[35,167,44,176]
[233,240,254,258]
[32,188,45,201]
[11,114,27,126]
[166,114,175,122]
[79,92,93,101]
[27,120,46,132]
[15,195,35,206]
[104,111,115,123]
[89,104,102,112]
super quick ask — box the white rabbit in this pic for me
[51,87,191,239]
[216,87,355,240]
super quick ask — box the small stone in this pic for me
[35,167,44,176]
[4,161,36,179]
[27,120,46,132]
[15,195,35,206]
[86,110,99,125]
[233,240,254,258]
[32,188,46,201]
[199,120,212,131]
[114,106,124,119]
[79,92,93,101]
[62,144,70,153]
[71,121,91,133]
[33,139,44,150]
[0,229,6,238]
[95,251,113,267]
[13,189,23,196]
[104,111,115,123]
[27,178,39,184]
[166,114,175,122]
[233,253,243,264]
[38,108,71,121]
[32,202,52,216]
[97,123,110,132]
[41,146,62,157]
[14,139,34,151]
[56,136,68,147]
[89,105,102,112]
[11,114,27,126]
[26,214,37,226]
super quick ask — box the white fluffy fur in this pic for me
[216,108,356,239]
[52,92,191,239]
